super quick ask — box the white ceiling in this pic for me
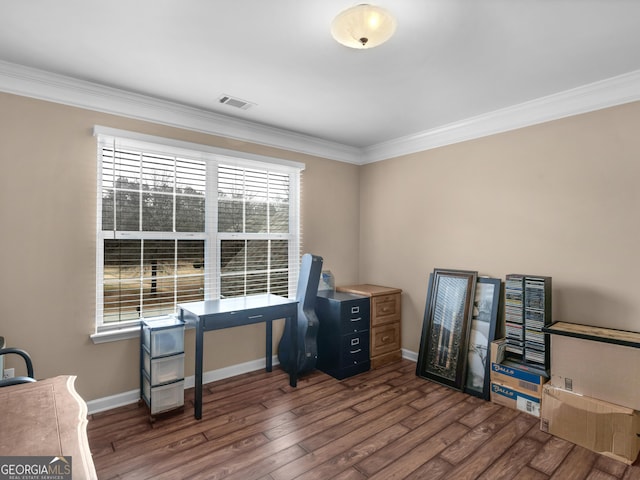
[1,0,640,162]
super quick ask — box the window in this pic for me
[218,165,293,298]
[95,127,302,334]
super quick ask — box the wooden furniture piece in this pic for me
[0,375,97,479]
[315,291,370,379]
[543,321,640,347]
[179,293,298,419]
[140,317,186,418]
[337,284,402,368]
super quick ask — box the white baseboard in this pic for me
[402,348,418,363]
[87,350,419,415]
[87,356,278,414]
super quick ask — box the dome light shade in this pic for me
[331,4,396,49]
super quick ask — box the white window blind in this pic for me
[95,129,302,333]
[218,165,293,298]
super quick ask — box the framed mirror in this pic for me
[464,277,501,399]
[417,269,477,390]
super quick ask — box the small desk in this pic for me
[0,375,97,479]
[179,294,298,419]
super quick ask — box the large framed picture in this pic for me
[417,269,478,390]
[464,277,501,400]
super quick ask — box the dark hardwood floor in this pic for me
[88,359,640,479]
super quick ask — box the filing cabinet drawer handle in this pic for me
[350,348,362,354]
[350,317,362,322]
[351,338,360,346]
[351,306,360,314]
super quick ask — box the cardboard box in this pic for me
[490,381,541,418]
[490,338,507,365]
[491,361,548,396]
[550,334,640,410]
[490,339,548,396]
[541,384,640,465]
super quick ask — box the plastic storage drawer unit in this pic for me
[140,317,186,418]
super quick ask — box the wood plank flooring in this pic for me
[88,359,640,479]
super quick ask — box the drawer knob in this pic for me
[382,335,391,343]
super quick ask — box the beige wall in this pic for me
[359,101,640,354]
[0,92,360,401]
[2,91,639,402]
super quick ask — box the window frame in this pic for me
[92,126,304,341]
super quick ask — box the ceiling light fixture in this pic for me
[331,4,396,49]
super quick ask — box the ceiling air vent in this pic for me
[218,94,255,110]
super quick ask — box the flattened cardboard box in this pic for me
[550,334,640,410]
[490,381,541,418]
[490,339,548,396]
[541,384,640,465]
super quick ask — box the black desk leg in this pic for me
[266,320,272,372]
[194,320,204,420]
[289,313,298,387]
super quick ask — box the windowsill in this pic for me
[90,319,194,344]
[90,326,140,344]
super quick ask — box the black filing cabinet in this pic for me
[315,291,370,380]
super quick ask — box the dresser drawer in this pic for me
[371,293,401,326]
[371,322,400,357]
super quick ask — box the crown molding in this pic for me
[1,60,639,166]
[0,60,363,164]
[361,69,640,164]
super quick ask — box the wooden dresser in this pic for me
[336,284,402,368]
